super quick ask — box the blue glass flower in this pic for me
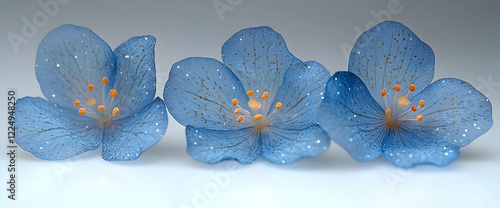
[164,26,331,164]
[318,21,493,168]
[15,25,168,161]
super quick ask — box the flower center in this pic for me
[381,84,425,128]
[232,90,282,132]
[74,77,120,127]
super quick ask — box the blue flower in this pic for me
[164,26,331,164]
[15,25,168,161]
[318,21,493,168]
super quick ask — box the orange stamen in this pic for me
[234,108,240,114]
[253,114,262,120]
[419,100,425,108]
[246,90,254,97]
[237,115,244,123]
[78,108,86,115]
[276,102,282,109]
[381,89,387,97]
[262,92,269,100]
[409,84,416,92]
[102,77,109,85]
[74,99,80,106]
[232,98,238,106]
[385,108,391,116]
[98,105,105,111]
[112,107,119,116]
[411,105,418,111]
[394,85,401,92]
[417,115,423,121]
[87,84,94,91]
[110,89,117,97]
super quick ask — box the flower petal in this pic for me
[400,78,493,147]
[349,21,434,107]
[101,97,167,161]
[112,35,157,119]
[381,129,460,168]
[267,61,330,129]
[15,97,102,160]
[36,24,116,110]
[318,72,386,161]
[261,125,330,164]
[164,57,250,130]
[186,126,261,164]
[222,26,301,97]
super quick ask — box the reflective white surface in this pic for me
[1,0,499,207]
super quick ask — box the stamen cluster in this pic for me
[232,90,283,132]
[381,84,426,127]
[73,77,121,126]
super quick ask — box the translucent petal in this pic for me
[101,97,168,161]
[318,72,386,161]
[112,35,157,119]
[261,125,330,164]
[35,24,116,110]
[349,21,434,107]
[164,57,250,130]
[186,126,261,164]
[267,61,330,129]
[15,97,102,160]
[222,26,301,97]
[399,78,493,147]
[381,128,460,168]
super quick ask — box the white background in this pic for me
[1,0,499,207]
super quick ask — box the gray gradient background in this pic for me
[1,0,499,207]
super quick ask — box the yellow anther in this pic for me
[262,92,269,100]
[237,115,244,123]
[102,77,109,84]
[86,97,96,106]
[419,100,425,108]
[385,108,391,116]
[397,95,410,109]
[78,108,86,115]
[394,84,401,92]
[110,89,117,97]
[234,108,240,114]
[74,99,80,106]
[411,105,418,112]
[246,90,254,97]
[232,98,238,106]
[253,114,262,120]
[381,88,387,97]
[276,102,282,109]
[248,98,262,110]
[87,84,94,91]
[417,115,423,121]
[98,105,105,111]
[409,84,416,92]
[112,107,119,116]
